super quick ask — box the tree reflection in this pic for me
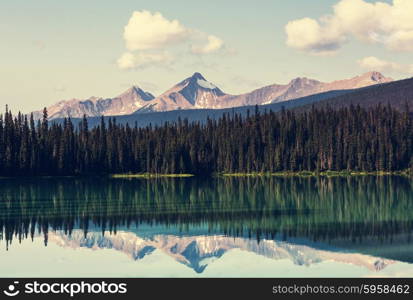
[1,176,413,249]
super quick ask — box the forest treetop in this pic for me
[0,103,412,176]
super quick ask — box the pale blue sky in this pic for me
[0,0,410,113]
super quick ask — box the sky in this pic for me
[0,0,412,113]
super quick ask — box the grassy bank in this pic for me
[110,173,194,178]
[220,170,411,177]
[0,170,410,179]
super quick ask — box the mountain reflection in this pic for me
[1,176,413,259]
[49,229,394,274]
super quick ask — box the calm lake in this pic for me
[1,176,413,277]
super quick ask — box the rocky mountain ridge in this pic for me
[34,71,392,120]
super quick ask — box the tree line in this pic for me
[0,103,412,176]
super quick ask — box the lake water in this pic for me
[1,176,413,277]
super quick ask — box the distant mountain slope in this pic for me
[220,71,392,107]
[136,71,392,113]
[295,76,413,112]
[58,89,351,128]
[33,86,155,120]
[53,75,411,128]
[146,72,227,111]
[36,71,392,120]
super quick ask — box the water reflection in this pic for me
[48,228,395,274]
[1,176,413,276]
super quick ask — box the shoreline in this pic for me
[0,170,411,179]
[110,173,194,178]
[220,170,411,177]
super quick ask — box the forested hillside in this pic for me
[297,77,413,112]
[0,104,412,176]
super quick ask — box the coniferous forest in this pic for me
[0,104,412,176]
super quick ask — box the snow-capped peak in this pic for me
[197,79,217,90]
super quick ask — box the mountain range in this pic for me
[35,71,392,120]
[49,230,394,274]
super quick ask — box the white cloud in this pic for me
[285,0,413,55]
[123,11,190,51]
[191,35,224,54]
[285,17,344,55]
[118,10,225,70]
[117,52,135,70]
[358,56,413,74]
[117,52,173,70]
